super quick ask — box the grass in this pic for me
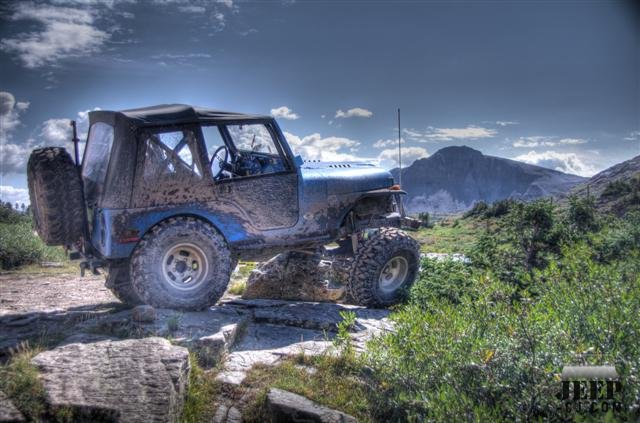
[227,262,255,296]
[181,353,222,423]
[241,353,375,422]
[0,343,47,421]
[413,216,489,254]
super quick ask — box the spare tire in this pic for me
[27,147,85,246]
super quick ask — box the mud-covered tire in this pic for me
[27,147,84,246]
[348,228,420,307]
[105,261,143,306]
[130,217,232,310]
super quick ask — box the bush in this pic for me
[365,246,640,421]
[0,221,65,269]
[567,194,599,233]
[464,201,488,218]
[417,212,433,228]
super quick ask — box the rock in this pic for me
[243,252,345,302]
[131,305,156,323]
[77,305,249,368]
[0,391,25,423]
[31,337,190,422]
[216,323,331,386]
[224,298,392,351]
[266,388,356,423]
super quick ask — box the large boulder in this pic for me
[243,252,345,302]
[31,336,190,422]
[266,388,356,423]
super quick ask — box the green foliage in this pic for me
[181,353,221,422]
[464,201,489,218]
[243,354,374,423]
[0,344,47,421]
[333,311,356,358]
[364,201,640,421]
[410,258,474,305]
[417,212,433,228]
[0,202,66,269]
[568,194,599,233]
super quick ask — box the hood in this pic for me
[300,161,394,194]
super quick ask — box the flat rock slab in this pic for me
[81,305,250,368]
[217,323,332,386]
[267,388,356,423]
[0,390,25,423]
[0,274,121,357]
[31,336,190,422]
[225,298,392,349]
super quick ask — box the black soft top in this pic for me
[89,104,270,129]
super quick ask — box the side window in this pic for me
[227,124,279,155]
[142,129,202,182]
[82,122,114,203]
[201,125,226,160]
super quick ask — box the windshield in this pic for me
[82,122,114,205]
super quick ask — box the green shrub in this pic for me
[567,194,599,233]
[365,247,640,421]
[0,221,66,269]
[464,201,488,218]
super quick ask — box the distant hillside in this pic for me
[562,154,640,215]
[392,146,586,214]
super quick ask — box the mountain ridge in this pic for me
[392,145,586,213]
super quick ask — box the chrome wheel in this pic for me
[378,256,409,294]
[161,243,209,290]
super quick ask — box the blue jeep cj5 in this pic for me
[27,104,420,310]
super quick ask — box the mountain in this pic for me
[561,154,640,215]
[392,146,586,214]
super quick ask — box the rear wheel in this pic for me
[348,228,420,307]
[130,217,232,310]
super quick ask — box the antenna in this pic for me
[397,108,402,187]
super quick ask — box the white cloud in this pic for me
[558,138,587,145]
[0,3,110,68]
[270,106,299,120]
[335,108,373,119]
[0,143,33,175]
[405,125,497,142]
[213,12,226,31]
[513,150,596,177]
[512,136,556,148]
[284,131,370,162]
[373,138,404,149]
[217,0,234,8]
[0,91,29,142]
[512,136,587,148]
[178,5,206,13]
[378,146,428,168]
[0,185,30,206]
[624,131,640,141]
[495,121,518,127]
[1,108,95,175]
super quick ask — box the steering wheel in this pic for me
[211,145,232,179]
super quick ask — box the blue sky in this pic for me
[1,0,638,205]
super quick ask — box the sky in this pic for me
[1,0,639,205]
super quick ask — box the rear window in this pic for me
[82,122,114,204]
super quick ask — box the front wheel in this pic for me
[348,228,420,308]
[130,217,233,310]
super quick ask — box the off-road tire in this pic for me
[348,227,420,307]
[27,147,85,246]
[105,261,143,306]
[130,217,232,310]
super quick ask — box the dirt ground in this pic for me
[0,273,114,316]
